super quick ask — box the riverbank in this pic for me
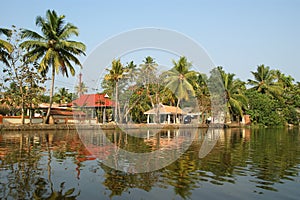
[0,122,256,132]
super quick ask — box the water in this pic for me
[0,128,300,199]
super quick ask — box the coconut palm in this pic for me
[53,87,73,104]
[139,56,158,108]
[104,59,126,122]
[164,56,197,110]
[274,69,294,90]
[139,56,158,76]
[75,81,88,97]
[20,10,86,123]
[220,69,248,122]
[247,65,283,99]
[0,28,13,66]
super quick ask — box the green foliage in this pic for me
[20,9,86,124]
[53,87,73,104]
[0,27,13,66]
[245,90,285,126]
[247,64,283,100]
[1,27,47,121]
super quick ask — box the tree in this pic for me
[245,90,285,126]
[163,56,197,120]
[53,87,73,104]
[194,73,211,123]
[218,67,248,122]
[247,65,283,99]
[104,59,126,122]
[20,10,86,124]
[274,69,294,90]
[139,56,158,108]
[75,81,88,97]
[0,28,13,66]
[2,27,46,124]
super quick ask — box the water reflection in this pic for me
[0,128,299,199]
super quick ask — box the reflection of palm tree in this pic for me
[0,28,13,66]
[247,65,283,99]
[20,10,86,124]
[34,179,79,199]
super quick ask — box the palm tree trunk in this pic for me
[175,98,181,123]
[45,67,55,124]
[114,81,118,123]
[21,92,25,124]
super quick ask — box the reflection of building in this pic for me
[144,104,186,124]
[72,94,114,123]
[144,129,184,150]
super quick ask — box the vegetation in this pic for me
[20,10,86,123]
[0,10,299,127]
[1,26,46,123]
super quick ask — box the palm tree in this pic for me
[139,56,158,108]
[75,81,88,97]
[0,28,13,66]
[220,69,248,123]
[163,56,197,112]
[20,10,86,123]
[104,59,126,122]
[140,56,158,75]
[247,65,283,99]
[53,87,73,104]
[274,69,294,90]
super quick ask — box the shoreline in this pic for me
[0,123,254,132]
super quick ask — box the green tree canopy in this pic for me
[20,10,86,123]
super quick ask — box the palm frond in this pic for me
[21,29,45,40]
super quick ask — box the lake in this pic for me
[0,127,299,199]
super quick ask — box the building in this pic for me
[144,104,186,124]
[71,93,114,123]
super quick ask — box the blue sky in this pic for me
[2,0,300,92]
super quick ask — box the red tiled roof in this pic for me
[72,94,114,108]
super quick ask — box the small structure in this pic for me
[38,103,86,124]
[72,93,114,123]
[144,104,186,124]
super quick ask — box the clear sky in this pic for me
[2,0,300,92]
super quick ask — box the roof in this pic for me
[144,104,186,115]
[72,94,114,108]
[50,109,86,116]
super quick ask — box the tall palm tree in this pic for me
[75,81,88,97]
[139,56,158,108]
[164,56,197,110]
[20,10,86,123]
[0,28,13,66]
[221,69,248,122]
[247,65,283,99]
[140,56,158,75]
[104,59,126,122]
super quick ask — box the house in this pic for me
[71,93,114,123]
[144,104,187,124]
[38,103,86,124]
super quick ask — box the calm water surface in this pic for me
[0,128,300,199]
